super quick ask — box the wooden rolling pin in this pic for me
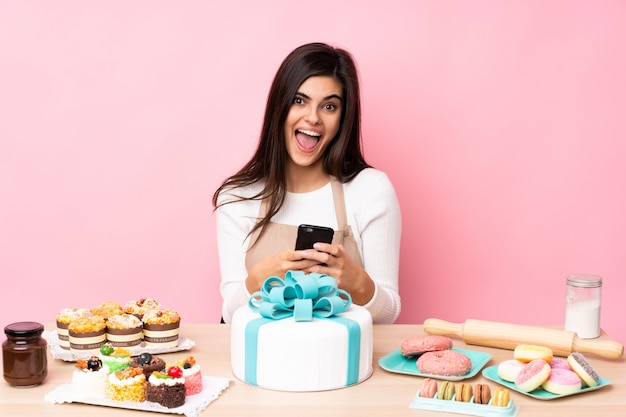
[423,318,624,359]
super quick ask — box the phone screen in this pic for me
[295,224,334,250]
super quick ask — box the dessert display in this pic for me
[106,367,147,402]
[68,316,107,357]
[416,349,472,376]
[231,271,373,391]
[56,308,93,350]
[146,366,186,408]
[71,357,109,400]
[106,314,143,347]
[125,298,162,320]
[142,309,181,348]
[99,344,132,373]
[130,352,166,378]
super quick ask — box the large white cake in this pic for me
[230,271,373,392]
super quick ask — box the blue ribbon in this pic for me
[248,270,352,321]
[244,271,361,388]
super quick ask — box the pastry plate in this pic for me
[482,366,612,400]
[410,390,518,417]
[44,330,196,362]
[45,375,230,417]
[379,348,492,381]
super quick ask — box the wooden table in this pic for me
[2,323,624,416]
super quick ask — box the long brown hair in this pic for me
[212,42,370,244]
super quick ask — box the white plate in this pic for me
[45,376,230,417]
[44,330,195,361]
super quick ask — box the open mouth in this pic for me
[295,129,321,152]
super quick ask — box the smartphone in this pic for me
[295,224,334,250]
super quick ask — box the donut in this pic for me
[567,352,600,387]
[416,350,472,376]
[549,357,571,370]
[455,382,472,402]
[419,378,438,398]
[473,383,491,404]
[401,335,453,357]
[514,359,551,392]
[492,387,511,407]
[541,368,582,395]
[437,381,455,400]
[497,359,526,382]
[513,344,553,363]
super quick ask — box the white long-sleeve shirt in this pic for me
[215,168,402,324]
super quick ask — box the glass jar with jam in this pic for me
[3,321,48,387]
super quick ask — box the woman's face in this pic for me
[284,75,343,171]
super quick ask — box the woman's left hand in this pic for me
[298,242,375,305]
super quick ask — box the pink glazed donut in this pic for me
[417,350,472,376]
[514,359,551,392]
[541,368,582,395]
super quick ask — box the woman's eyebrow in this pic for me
[295,91,343,101]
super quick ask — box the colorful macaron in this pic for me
[419,378,438,398]
[437,381,455,400]
[473,383,491,404]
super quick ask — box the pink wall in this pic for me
[1,1,625,344]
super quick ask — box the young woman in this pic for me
[213,42,401,323]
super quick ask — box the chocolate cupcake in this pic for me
[147,366,186,408]
[130,353,166,378]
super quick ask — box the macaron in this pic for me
[542,368,582,395]
[497,359,526,382]
[513,344,554,363]
[567,352,601,387]
[473,383,491,404]
[515,359,551,392]
[437,381,455,400]
[419,377,438,398]
[401,335,453,357]
[455,382,472,402]
[417,349,472,376]
[492,387,510,407]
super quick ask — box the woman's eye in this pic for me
[324,103,337,111]
[293,97,304,105]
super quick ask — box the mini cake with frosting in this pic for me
[124,298,162,320]
[71,356,109,400]
[107,367,146,402]
[147,365,186,408]
[99,344,132,373]
[91,301,124,321]
[142,309,181,348]
[106,314,143,347]
[172,356,202,395]
[56,308,93,350]
[68,316,107,358]
[130,352,166,378]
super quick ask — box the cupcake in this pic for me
[147,365,186,408]
[130,352,166,378]
[172,356,202,395]
[124,298,162,320]
[142,309,180,348]
[71,356,109,400]
[107,367,146,402]
[106,314,143,347]
[99,344,132,373]
[68,316,107,358]
[91,301,124,320]
[56,308,93,350]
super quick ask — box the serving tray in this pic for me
[482,366,612,400]
[44,330,195,362]
[379,347,492,381]
[45,376,230,417]
[410,389,519,417]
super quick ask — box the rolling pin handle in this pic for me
[423,318,464,338]
[572,336,624,359]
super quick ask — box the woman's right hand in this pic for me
[245,250,321,294]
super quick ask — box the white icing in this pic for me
[148,374,186,386]
[71,365,110,399]
[231,305,373,391]
[182,365,200,377]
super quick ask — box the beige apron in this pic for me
[245,177,364,271]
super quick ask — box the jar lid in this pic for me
[4,321,44,337]
[567,274,602,288]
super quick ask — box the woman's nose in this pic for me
[304,107,320,124]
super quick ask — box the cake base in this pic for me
[147,380,186,408]
[231,305,373,391]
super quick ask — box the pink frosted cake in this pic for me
[171,356,202,395]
